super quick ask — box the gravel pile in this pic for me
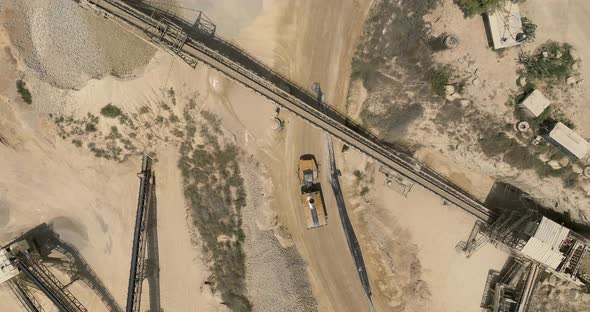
[241,160,318,312]
[6,0,155,90]
[528,275,590,312]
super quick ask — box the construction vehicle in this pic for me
[298,154,319,186]
[298,155,327,229]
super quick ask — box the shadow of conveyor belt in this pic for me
[146,177,162,312]
[54,237,124,312]
[11,224,124,312]
[316,85,373,310]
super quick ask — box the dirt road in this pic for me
[222,0,374,310]
[269,1,374,311]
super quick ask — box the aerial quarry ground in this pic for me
[3,0,590,312]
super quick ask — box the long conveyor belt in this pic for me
[126,155,154,312]
[77,0,495,222]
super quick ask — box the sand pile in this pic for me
[241,159,318,312]
[5,0,155,89]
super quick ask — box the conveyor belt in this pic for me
[77,0,495,222]
[15,258,87,312]
[126,155,154,312]
[8,280,43,312]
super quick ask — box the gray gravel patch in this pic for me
[242,160,318,312]
[5,0,156,90]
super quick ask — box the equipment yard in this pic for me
[2,0,590,312]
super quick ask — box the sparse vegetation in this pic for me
[531,106,551,128]
[178,110,251,311]
[479,130,583,188]
[85,123,97,133]
[100,103,122,118]
[521,17,537,42]
[353,170,364,181]
[139,106,150,114]
[457,0,506,17]
[518,42,577,86]
[50,89,382,310]
[563,172,579,188]
[16,79,32,104]
[360,186,370,196]
[169,114,180,123]
[551,109,576,129]
[530,107,576,131]
[53,90,188,161]
[429,67,450,96]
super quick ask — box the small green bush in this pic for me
[563,172,579,188]
[430,68,450,96]
[518,42,576,85]
[457,0,506,17]
[85,123,97,133]
[100,104,122,118]
[353,170,364,181]
[16,80,32,104]
[138,106,150,114]
[360,186,370,196]
[521,17,537,42]
[533,107,576,130]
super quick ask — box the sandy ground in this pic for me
[147,0,264,39]
[241,1,376,311]
[338,149,508,312]
[0,1,548,312]
[213,0,377,311]
[152,147,226,311]
[0,0,324,308]
[0,24,226,310]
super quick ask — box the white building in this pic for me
[520,217,569,270]
[486,1,526,50]
[519,217,588,285]
[547,122,590,161]
[519,90,550,118]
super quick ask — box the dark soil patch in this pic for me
[361,102,424,142]
[435,101,464,125]
[350,0,439,142]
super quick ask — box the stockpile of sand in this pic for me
[5,0,155,90]
[241,159,318,312]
